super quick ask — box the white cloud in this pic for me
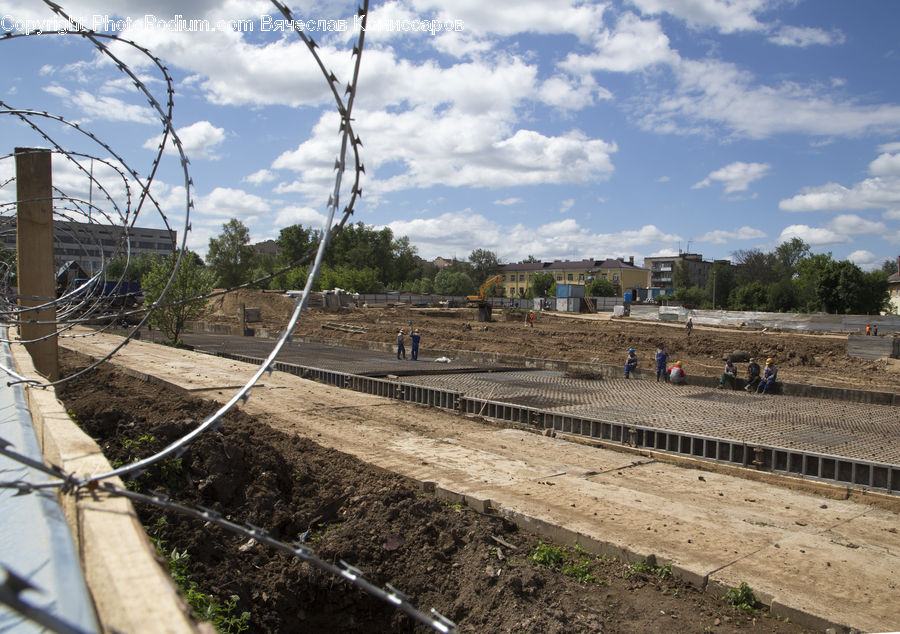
[493,198,522,206]
[143,121,226,159]
[244,169,276,185]
[778,224,845,247]
[780,178,900,212]
[636,57,900,140]
[385,211,680,261]
[195,187,270,218]
[827,214,887,235]
[693,161,770,194]
[629,0,767,34]
[559,199,575,214]
[274,205,328,230]
[697,226,766,244]
[43,85,156,124]
[561,12,676,75]
[768,25,845,48]
[846,249,880,271]
[869,152,900,176]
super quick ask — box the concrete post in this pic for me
[15,147,58,380]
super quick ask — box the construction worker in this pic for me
[685,316,693,337]
[396,329,406,360]
[669,360,686,385]
[624,348,638,378]
[756,358,778,394]
[411,328,421,360]
[527,311,535,327]
[655,344,669,382]
[717,357,738,389]
[744,358,761,392]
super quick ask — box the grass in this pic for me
[148,518,251,633]
[528,542,606,585]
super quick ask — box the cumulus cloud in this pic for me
[43,85,156,124]
[143,121,226,159]
[384,211,679,261]
[244,169,276,185]
[693,161,770,194]
[629,0,768,34]
[697,226,766,244]
[778,224,845,247]
[846,249,881,271]
[561,12,676,75]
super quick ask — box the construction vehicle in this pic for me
[467,274,503,322]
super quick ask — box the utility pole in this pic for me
[15,147,58,380]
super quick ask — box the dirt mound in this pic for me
[57,353,810,633]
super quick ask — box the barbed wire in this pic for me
[0,2,461,632]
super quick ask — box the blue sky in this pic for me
[3,0,900,271]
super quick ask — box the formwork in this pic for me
[207,348,900,495]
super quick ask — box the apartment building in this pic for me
[500,257,650,297]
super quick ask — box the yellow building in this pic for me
[500,258,650,297]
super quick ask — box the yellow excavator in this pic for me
[467,274,503,321]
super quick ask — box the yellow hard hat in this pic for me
[766,358,773,364]
[675,360,682,366]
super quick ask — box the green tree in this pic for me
[142,251,213,345]
[728,281,768,310]
[276,224,316,264]
[409,277,434,294]
[319,265,381,293]
[530,272,555,297]
[672,260,692,291]
[732,248,778,286]
[433,269,475,296]
[586,277,617,297]
[817,259,866,314]
[880,258,899,275]
[105,252,158,284]
[0,247,17,287]
[469,249,501,286]
[773,238,810,279]
[859,270,891,315]
[207,219,257,288]
[794,252,832,312]
[705,262,735,309]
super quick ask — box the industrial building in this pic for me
[0,219,176,274]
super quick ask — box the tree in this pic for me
[469,249,501,286]
[817,260,866,314]
[433,269,475,296]
[705,262,735,310]
[105,252,158,283]
[276,224,316,264]
[881,258,899,276]
[794,252,833,312]
[728,281,768,310]
[773,238,810,279]
[586,277,617,297]
[319,265,381,293]
[207,219,257,288]
[672,260,692,291]
[530,272,555,297]
[142,251,213,345]
[732,248,778,286]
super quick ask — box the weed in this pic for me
[562,558,597,584]
[624,560,671,580]
[725,582,758,613]
[529,541,566,569]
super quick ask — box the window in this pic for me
[578,274,584,282]
[556,274,562,281]
[613,274,619,282]
[519,274,524,282]
[567,274,573,281]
